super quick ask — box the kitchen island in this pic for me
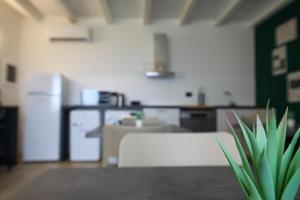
[62,105,267,160]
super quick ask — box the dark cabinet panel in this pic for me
[0,107,18,169]
[180,109,216,132]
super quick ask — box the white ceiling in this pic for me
[110,0,143,19]
[192,0,231,20]
[4,0,294,26]
[152,0,186,20]
[228,0,283,22]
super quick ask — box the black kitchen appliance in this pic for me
[180,109,216,132]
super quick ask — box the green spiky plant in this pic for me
[218,103,300,200]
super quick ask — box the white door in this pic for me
[24,94,61,161]
[70,110,100,161]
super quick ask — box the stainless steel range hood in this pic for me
[145,33,175,78]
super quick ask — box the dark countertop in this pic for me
[0,106,18,109]
[8,167,299,200]
[63,105,264,111]
[8,167,245,200]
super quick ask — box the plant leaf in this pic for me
[242,121,263,168]
[227,120,256,184]
[217,139,251,199]
[266,100,270,132]
[285,147,300,188]
[256,115,267,149]
[281,168,300,200]
[274,109,288,194]
[277,109,288,156]
[277,127,300,196]
[266,109,278,184]
[234,112,253,157]
[257,150,275,200]
[242,168,263,200]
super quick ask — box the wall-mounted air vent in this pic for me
[47,25,91,42]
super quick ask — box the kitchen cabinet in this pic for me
[70,110,101,161]
[0,107,18,170]
[105,110,141,125]
[143,108,180,126]
[216,108,269,132]
[62,105,268,160]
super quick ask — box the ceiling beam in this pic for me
[53,0,76,23]
[178,0,199,26]
[99,0,112,24]
[3,0,44,21]
[142,0,153,25]
[251,0,292,26]
[28,0,75,23]
[215,0,242,26]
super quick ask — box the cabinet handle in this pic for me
[190,113,208,118]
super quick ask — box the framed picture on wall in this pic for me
[275,18,298,46]
[6,64,17,83]
[1,60,17,86]
[287,71,300,103]
[272,46,288,76]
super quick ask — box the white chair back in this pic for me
[118,132,241,167]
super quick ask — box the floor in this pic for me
[0,162,101,200]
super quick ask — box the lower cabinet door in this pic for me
[143,108,180,126]
[70,110,101,161]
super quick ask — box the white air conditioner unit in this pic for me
[47,26,91,42]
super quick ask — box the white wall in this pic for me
[0,1,22,105]
[19,20,255,106]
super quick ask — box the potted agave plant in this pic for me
[218,104,300,200]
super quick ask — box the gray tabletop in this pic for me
[8,167,299,200]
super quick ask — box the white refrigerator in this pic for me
[24,73,63,162]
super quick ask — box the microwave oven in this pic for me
[81,89,124,106]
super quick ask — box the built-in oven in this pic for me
[180,109,216,132]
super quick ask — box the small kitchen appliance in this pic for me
[81,90,125,107]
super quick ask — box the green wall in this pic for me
[256,0,300,120]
